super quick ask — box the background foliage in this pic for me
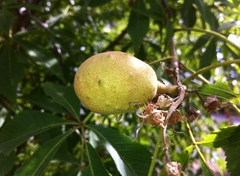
[0,0,240,175]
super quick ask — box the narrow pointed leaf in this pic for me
[84,142,110,176]
[181,0,196,27]
[194,0,218,30]
[187,34,211,56]
[127,0,149,53]
[23,94,68,114]
[43,82,81,121]
[86,125,152,176]
[0,110,77,155]
[14,129,75,176]
[0,46,24,103]
[0,10,15,33]
[199,39,216,78]
[175,145,194,170]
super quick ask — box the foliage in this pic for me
[0,0,240,176]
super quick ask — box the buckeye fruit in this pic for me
[74,51,159,114]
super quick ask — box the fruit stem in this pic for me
[157,81,178,97]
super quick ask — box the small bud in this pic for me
[203,96,221,112]
[165,162,182,176]
[187,109,200,122]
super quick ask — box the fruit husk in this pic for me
[74,51,158,114]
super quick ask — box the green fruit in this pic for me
[74,51,158,114]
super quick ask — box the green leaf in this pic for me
[181,0,196,27]
[43,82,81,121]
[197,125,240,176]
[23,94,68,114]
[199,39,216,78]
[198,82,239,100]
[175,145,194,170]
[0,152,16,176]
[83,142,110,176]
[147,0,166,21]
[127,0,149,53]
[187,34,211,56]
[196,125,238,147]
[200,159,215,176]
[0,46,24,103]
[37,127,78,164]
[0,10,15,34]
[86,125,153,176]
[84,0,112,7]
[14,128,76,176]
[13,40,65,81]
[0,110,76,155]
[194,0,218,30]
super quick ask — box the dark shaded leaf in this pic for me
[0,152,16,176]
[187,34,211,56]
[0,46,24,103]
[85,0,112,7]
[194,0,219,30]
[147,0,166,21]
[0,10,15,33]
[14,128,76,176]
[199,39,216,78]
[83,142,110,176]
[0,110,77,155]
[181,0,196,27]
[23,94,68,114]
[13,40,65,81]
[127,0,149,53]
[86,125,153,176]
[43,82,81,121]
[198,82,239,100]
[37,127,78,164]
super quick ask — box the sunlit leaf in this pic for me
[43,82,81,121]
[0,110,77,155]
[86,124,154,176]
[175,145,194,170]
[14,128,76,176]
[127,0,149,53]
[198,82,239,100]
[197,125,240,176]
[196,125,238,147]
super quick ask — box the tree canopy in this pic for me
[0,0,240,176]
